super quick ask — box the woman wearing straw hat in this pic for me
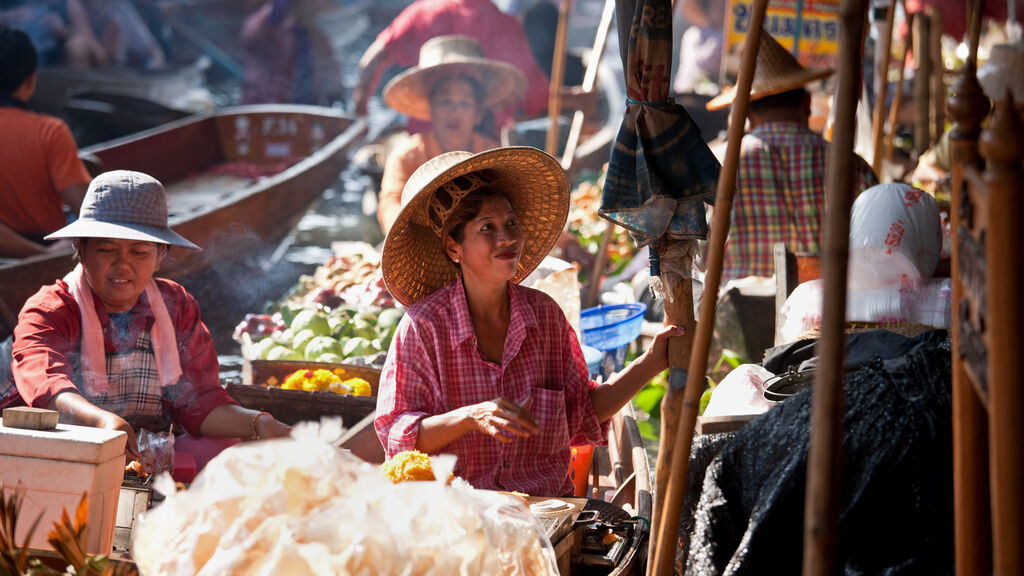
[705,33,877,283]
[374,148,684,496]
[1,170,291,463]
[376,35,525,235]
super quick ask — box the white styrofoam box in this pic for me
[0,419,127,555]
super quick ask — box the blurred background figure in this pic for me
[241,0,344,105]
[376,35,524,234]
[673,0,726,95]
[351,0,549,138]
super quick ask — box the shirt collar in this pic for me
[446,280,540,351]
[749,121,810,137]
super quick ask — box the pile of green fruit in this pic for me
[246,305,405,364]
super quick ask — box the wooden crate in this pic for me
[228,359,382,427]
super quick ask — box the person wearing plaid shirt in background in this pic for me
[706,33,878,282]
[375,148,685,497]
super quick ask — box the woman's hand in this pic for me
[96,410,140,459]
[254,412,292,440]
[463,397,540,443]
[637,324,687,375]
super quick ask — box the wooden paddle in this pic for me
[546,0,574,156]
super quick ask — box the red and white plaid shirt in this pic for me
[375,280,608,496]
[723,122,878,281]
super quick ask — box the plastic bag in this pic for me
[848,183,942,290]
[134,421,558,576]
[136,428,174,476]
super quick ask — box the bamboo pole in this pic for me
[546,0,574,156]
[884,13,910,164]
[912,12,932,153]
[562,0,616,170]
[801,1,868,574]
[928,7,944,146]
[871,0,898,176]
[583,225,614,309]
[646,0,770,573]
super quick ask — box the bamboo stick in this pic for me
[884,12,910,165]
[912,12,932,153]
[929,7,944,146]
[801,1,868,574]
[646,0,770,573]
[562,0,616,170]
[584,224,614,309]
[546,0,574,156]
[871,0,898,176]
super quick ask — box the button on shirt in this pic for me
[375,280,608,496]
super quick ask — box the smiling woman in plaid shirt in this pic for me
[376,148,684,497]
[2,171,291,462]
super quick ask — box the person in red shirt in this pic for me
[376,35,523,235]
[0,25,90,258]
[352,0,549,135]
[1,170,291,461]
[375,148,685,496]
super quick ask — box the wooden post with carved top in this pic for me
[947,55,992,576]
[979,93,1024,574]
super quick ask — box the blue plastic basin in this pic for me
[580,303,647,351]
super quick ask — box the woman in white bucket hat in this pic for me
[1,170,290,467]
[375,148,685,496]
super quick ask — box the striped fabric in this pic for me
[88,332,172,434]
[375,280,608,497]
[723,122,879,281]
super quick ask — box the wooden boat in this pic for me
[0,105,367,339]
[26,57,213,116]
[63,92,193,147]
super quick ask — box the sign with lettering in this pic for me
[721,0,840,81]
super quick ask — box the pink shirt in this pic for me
[375,280,608,496]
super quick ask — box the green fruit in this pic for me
[342,336,373,358]
[266,346,302,361]
[304,336,344,361]
[252,337,278,360]
[316,353,344,364]
[376,308,404,331]
[272,328,294,345]
[291,329,318,355]
[291,309,331,337]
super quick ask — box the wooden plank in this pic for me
[695,414,757,435]
[1,407,59,430]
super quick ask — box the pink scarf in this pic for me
[65,265,183,395]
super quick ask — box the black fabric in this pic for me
[761,329,948,374]
[0,95,28,109]
[683,340,954,575]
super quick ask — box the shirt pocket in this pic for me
[523,387,570,456]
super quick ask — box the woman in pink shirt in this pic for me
[375,148,683,496]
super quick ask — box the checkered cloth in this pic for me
[723,122,879,281]
[375,280,608,497]
[87,331,173,433]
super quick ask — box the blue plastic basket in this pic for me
[580,303,647,351]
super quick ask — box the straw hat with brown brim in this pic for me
[383,35,527,121]
[381,147,568,308]
[705,32,833,111]
[46,170,199,250]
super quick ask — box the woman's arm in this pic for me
[49,391,140,458]
[589,324,684,422]
[416,397,539,453]
[197,404,291,440]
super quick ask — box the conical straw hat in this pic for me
[381,147,568,307]
[383,35,527,121]
[706,33,833,111]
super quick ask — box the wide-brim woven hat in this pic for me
[383,35,527,121]
[706,32,833,111]
[46,170,199,250]
[382,147,569,307]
